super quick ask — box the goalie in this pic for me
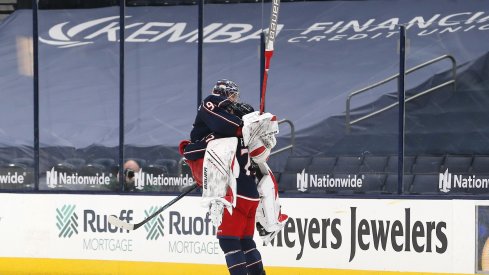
[179,79,288,275]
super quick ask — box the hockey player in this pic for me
[179,79,287,275]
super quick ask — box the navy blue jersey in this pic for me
[235,138,260,199]
[183,95,258,199]
[184,95,242,161]
[190,95,242,142]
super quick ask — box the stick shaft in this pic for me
[265,0,280,52]
[260,51,273,114]
[134,183,198,230]
[260,0,280,114]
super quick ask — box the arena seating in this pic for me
[471,156,489,173]
[125,157,147,168]
[277,154,489,195]
[307,156,336,174]
[63,158,86,169]
[143,165,169,177]
[384,156,415,173]
[91,158,116,170]
[2,149,489,195]
[411,156,444,174]
[384,174,413,194]
[359,173,386,194]
[333,156,363,174]
[283,156,312,173]
[78,163,106,176]
[276,172,301,193]
[154,158,178,174]
[442,155,472,173]
[0,0,15,22]
[409,174,440,194]
[359,156,388,173]
[11,157,33,167]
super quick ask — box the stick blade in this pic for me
[108,215,135,231]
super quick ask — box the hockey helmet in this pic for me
[212,79,240,102]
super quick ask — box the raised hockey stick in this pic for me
[108,183,199,231]
[259,0,281,114]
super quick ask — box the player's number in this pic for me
[205,134,215,143]
[241,148,252,176]
[205,101,215,111]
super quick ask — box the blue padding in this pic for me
[241,239,264,275]
[219,239,247,275]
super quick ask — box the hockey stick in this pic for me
[259,0,281,114]
[108,183,199,231]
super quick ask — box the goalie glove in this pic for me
[242,111,278,163]
[228,102,255,119]
[208,200,225,228]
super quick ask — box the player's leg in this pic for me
[240,198,264,275]
[219,238,248,275]
[217,197,248,275]
[240,238,264,275]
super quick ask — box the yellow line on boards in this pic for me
[0,258,473,275]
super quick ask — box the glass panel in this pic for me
[405,2,489,196]
[258,1,401,196]
[0,0,35,191]
[123,1,198,193]
[202,0,262,109]
[38,0,121,191]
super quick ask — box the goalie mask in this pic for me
[212,79,240,103]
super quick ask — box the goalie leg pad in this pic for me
[256,172,288,245]
[240,238,264,275]
[201,137,239,210]
[219,239,248,275]
[257,174,284,229]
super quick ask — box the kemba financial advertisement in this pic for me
[0,0,488,150]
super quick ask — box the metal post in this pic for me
[260,32,265,103]
[32,0,39,190]
[197,0,203,107]
[397,25,406,195]
[118,0,126,192]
